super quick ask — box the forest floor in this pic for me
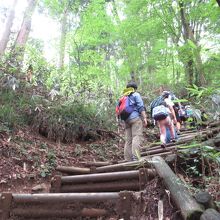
[0,124,125,193]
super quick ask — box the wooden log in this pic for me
[208,120,220,128]
[60,169,155,184]
[57,160,151,175]
[150,135,220,156]
[56,166,90,175]
[179,133,206,142]
[142,127,220,153]
[61,180,140,192]
[61,170,139,183]
[185,127,217,139]
[206,127,220,137]
[118,191,133,219]
[152,156,204,220]
[180,129,198,134]
[95,159,151,173]
[180,128,198,132]
[165,154,177,165]
[141,145,177,156]
[142,133,208,153]
[12,207,108,218]
[79,161,116,167]
[200,208,220,220]
[142,150,173,158]
[0,192,12,220]
[203,137,220,148]
[12,193,120,203]
[142,137,220,157]
[142,141,192,153]
[194,191,216,209]
[179,132,200,138]
[143,136,202,152]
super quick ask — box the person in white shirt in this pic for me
[159,91,177,148]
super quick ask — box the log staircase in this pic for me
[1,121,220,220]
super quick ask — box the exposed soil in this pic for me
[0,125,124,194]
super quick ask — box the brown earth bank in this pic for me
[0,125,124,193]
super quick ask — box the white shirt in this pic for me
[164,97,174,114]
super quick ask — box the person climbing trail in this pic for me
[150,91,177,148]
[116,81,147,161]
[169,92,182,135]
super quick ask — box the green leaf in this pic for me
[40,171,46,177]
[177,143,199,149]
[172,99,188,103]
[187,40,197,49]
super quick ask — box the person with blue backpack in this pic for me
[116,81,147,161]
[150,91,177,148]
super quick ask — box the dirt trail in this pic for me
[0,122,220,219]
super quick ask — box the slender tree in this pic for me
[179,0,206,86]
[58,6,68,69]
[9,0,38,69]
[0,0,18,56]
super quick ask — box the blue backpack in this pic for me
[150,96,168,121]
[150,96,165,115]
[152,105,168,121]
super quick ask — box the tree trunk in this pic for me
[179,0,194,85]
[152,156,203,220]
[194,47,206,86]
[111,0,121,24]
[0,0,18,56]
[186,60,194,85]
[15,0,37,47]
[58,8,68,69]
[9,0,37,69]
[179,0,206,86]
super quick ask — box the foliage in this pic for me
[187,84,219,100]
[0,0,220,138]
[202,145,220,164]
[179,144,220,166]
[32,97,116,143]
[0,88,34,128]
[177,143,220,193]
[1,0,220,94]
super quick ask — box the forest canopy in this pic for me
[0,0,219,102]
[0,0,220,93]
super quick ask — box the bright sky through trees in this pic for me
[0,0,59,61]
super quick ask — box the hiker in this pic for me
[178,105,188,129]
[185,105,205,128]
[116,82,147,161]
[169,92,182,134]
[150,91,177,148]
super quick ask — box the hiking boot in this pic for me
[132,155,138,161]
[161,143,166,149]
[171,139,176,143]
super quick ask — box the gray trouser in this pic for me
[124,117,143,161]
